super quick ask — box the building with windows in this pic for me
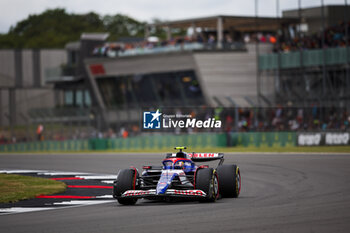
[1,4,349,133]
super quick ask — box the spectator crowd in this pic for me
[276,21,350,52]
[91,20,350,57]
[1,106,349,145]
[92,33,243,57]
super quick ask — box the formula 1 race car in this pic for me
[113,147,241,205]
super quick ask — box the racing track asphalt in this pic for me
[1,152,350,233]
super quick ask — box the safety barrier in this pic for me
[229,132,296,147]
[0,132,314,152]
[0,140,91,153]
[297,132,349,146]
[0,133,227,152]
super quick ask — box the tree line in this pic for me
[0,8,172,49]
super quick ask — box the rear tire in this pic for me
[195,168,219,202]
[217,164,241,198]
[114,169,138,205]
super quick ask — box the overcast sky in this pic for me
[0,0,346,33]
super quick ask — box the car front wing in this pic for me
[121,189,207,198]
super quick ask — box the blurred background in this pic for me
[0,0,349,151]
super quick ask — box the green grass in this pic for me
[0,174,66,203]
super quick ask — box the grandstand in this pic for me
[0,4,350,141]
[260,5,350,108]
[48,15,296,129]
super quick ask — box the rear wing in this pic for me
[190,153,224,163]
[166,152,224,164]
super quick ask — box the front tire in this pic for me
[113,169,138,205]
[195,168,219,202]
[217,164,241,198]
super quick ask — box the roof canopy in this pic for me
[149,15,298,32]
[81,33,110,41]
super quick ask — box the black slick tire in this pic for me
[114,169,138,205]
[217,164,241,198]
[195,168,219,202]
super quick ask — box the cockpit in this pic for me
[162,146,195,172]
[162,159,194,172]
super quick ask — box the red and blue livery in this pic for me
[113,147,241,205]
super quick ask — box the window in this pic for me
[64,90,73,106]
[96,70,205,108]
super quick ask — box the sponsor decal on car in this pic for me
[173,190,206,196]
[122,189,206,197]
[123,190,152,196]
[188,153,218,158]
